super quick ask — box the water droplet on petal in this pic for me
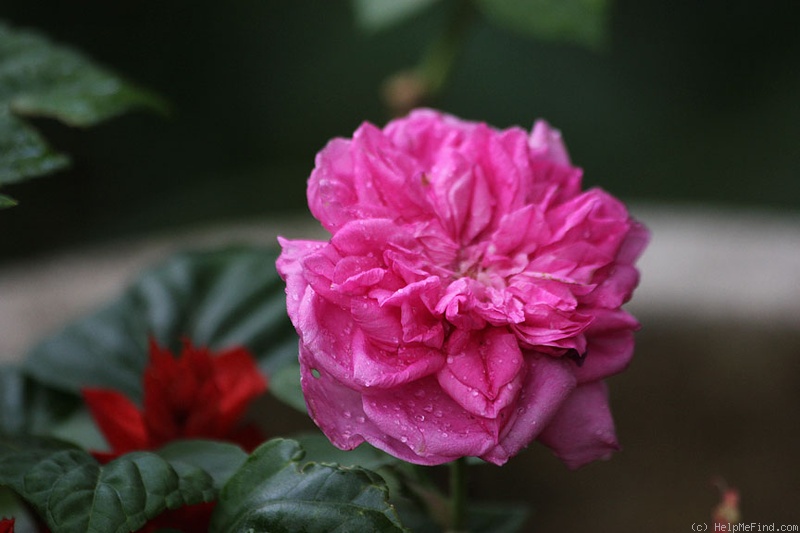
[356,416,366,423]
[343,411,352,419]
[414,414,426,422]
[400,435,408,443]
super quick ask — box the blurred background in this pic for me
[1,0,799,530]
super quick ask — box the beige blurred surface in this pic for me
[3,204,799,360]
[1,205,800,531]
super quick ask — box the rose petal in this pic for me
[530,119,571,166]
[538,381,620,469]
[437,329,525,418]
[351,329,444,388]
[480,354,576,465]
[276,238,326,321]
[362,377,499,465]
[575,310,640,383]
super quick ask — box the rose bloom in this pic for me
[277,109,648,468]
[82,338,267,462]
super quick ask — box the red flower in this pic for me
[0,518,14,533]
[136,502,215,533]
[82,338,268,460]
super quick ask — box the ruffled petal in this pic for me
[299,344,369,452]
[361,377,499,465]
[480,354,576,465]
[276,238,326,321]
[575,310,640,384]
[437,329,525,418]
[538,381,620,469]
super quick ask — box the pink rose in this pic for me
[277,109,648,468]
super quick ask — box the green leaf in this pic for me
[0,364,80,436]
[474,0,611,49]
[352,0,440,32]
[210,439,407,533]
[293,432,399,471]
[157,440,248,491]
[0,20,166,186]
[0,193,17,208]
[0,435,218,533]
[269,363,307,414]
[23,246,296,402]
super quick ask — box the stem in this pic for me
[382,1,477,116]
[449,457,468,532]
[419,0,476,97]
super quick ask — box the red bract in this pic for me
[137,502,215,533]
[0,518,14,533]
[82,338,267,460]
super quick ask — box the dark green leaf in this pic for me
[0,193,17,208]
[0,364,80,436]
[0,20,166,185]
[157,440,248,491]
[210,438,407,533]
[474,0,611,49]
[351,0,439,32]
[293,432,399,471]
[23,246,295,402]
[0,435,217,533]
[269,363,306,414]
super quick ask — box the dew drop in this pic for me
[343,411,352,419]
[311,368,321,379]
[434,410,444,418]
[446,356,454,364]
[400,435,408,443]
[356,416,366,423]
[442,432,449,438]
[414,414,426,422]
[470,389,479,397]
[423,404,434,413]
[414,389,426,399]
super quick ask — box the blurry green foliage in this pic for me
[0,2,798,257]
[0,20,164,204]
[352,0,440,32]
[474,0,610,48]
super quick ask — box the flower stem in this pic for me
[448,457,468,532]
[418,0,476,97]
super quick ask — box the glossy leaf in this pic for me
[156,440,248,490]
[293,432,398,472]
[474,0,611,49]
[0,435,219,533]
[0,20,165,186]
[351,0,439,32]
[210,439,407,533]
[23,246,296,402]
